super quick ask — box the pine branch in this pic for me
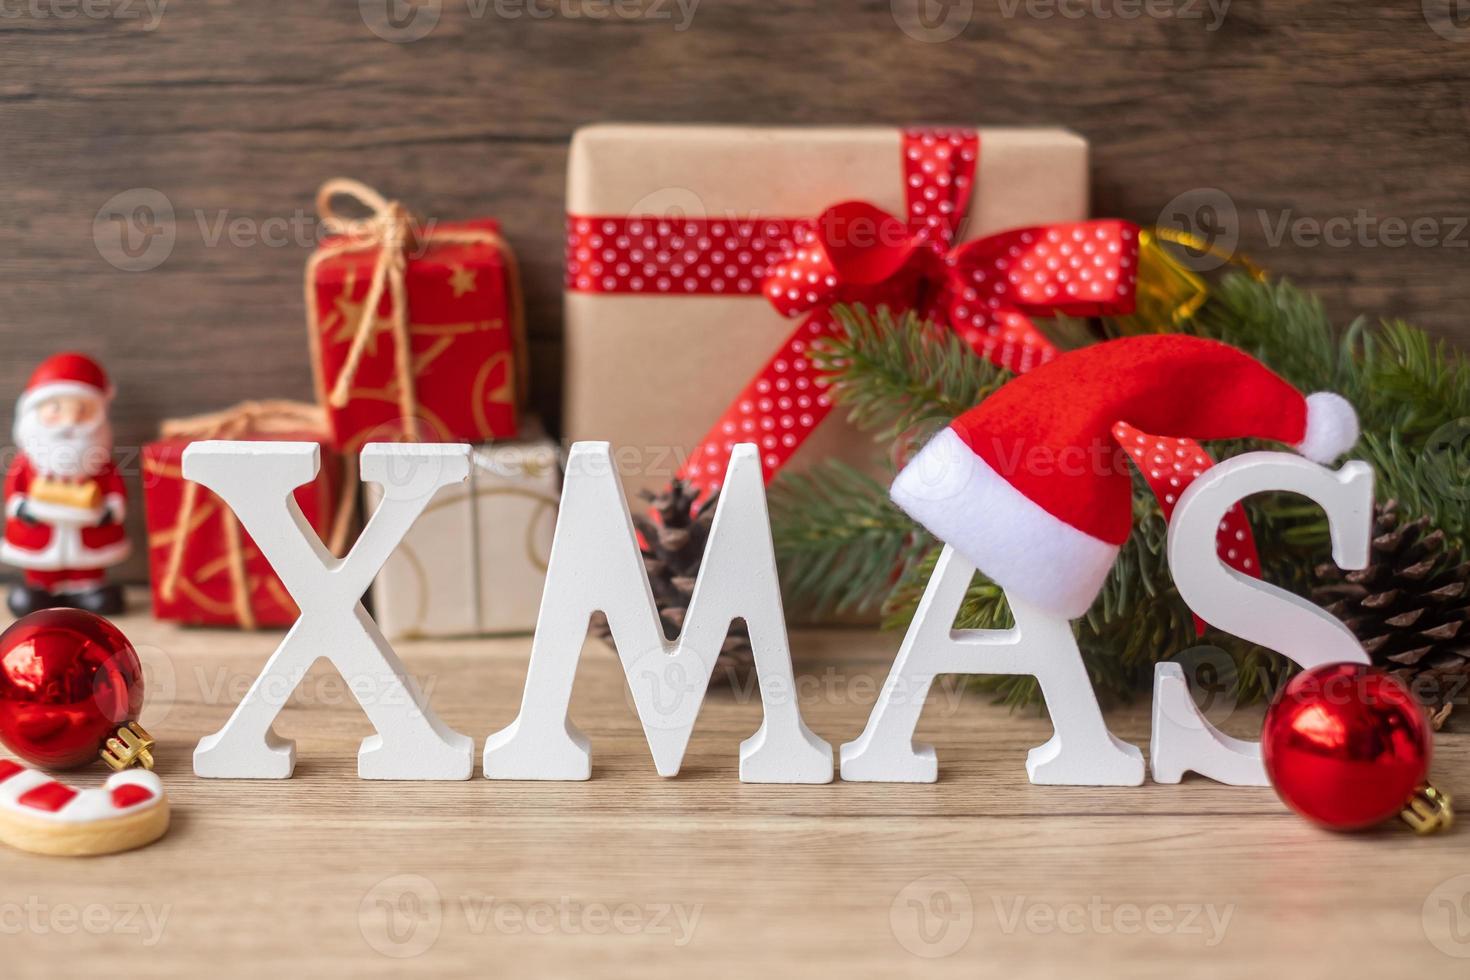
[772,284,1468,712]
[811,304,1012,446]
[1183,274,1470,551]
[772,299,1303,708]
[1185,274,1358,396]
[768,461,926,615]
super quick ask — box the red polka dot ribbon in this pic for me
[566,216,805,296]
[677,211,1143,496]
[1115,421,1262,632]
[565,128,1260,609]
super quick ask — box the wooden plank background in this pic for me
[2,0,1468,582]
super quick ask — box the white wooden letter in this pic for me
[1151,453,1374,785]
[841,545,1145,786]
[187,441,475,780]
[482,442,832,783]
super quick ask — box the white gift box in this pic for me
[367,426,560,639]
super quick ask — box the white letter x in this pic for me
[186,441,475,780]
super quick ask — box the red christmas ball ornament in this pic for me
[1262,662,1451,833]
[0,609,147,770]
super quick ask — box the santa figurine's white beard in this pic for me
[14,411,114,479]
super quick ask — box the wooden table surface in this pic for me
[4,592,1467,978]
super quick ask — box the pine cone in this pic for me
[1312,500,1469,729]
[590,479,755,689]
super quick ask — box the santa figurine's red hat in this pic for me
[889,335,1359,619]
[16,352,113,418]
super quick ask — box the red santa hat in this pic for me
[16,352,113,418]
[889,335,1360,620]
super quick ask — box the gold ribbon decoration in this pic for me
[157,400,355,629]
[306,178,528,440]
[1111,226,1269,336]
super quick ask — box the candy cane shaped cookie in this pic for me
[0,759,170,856]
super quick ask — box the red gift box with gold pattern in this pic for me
[306,179,526,451]
[143,402,350,629]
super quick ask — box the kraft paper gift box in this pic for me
[563,124,1095,501]
[367,424,560,639]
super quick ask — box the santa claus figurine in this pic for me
[2,353,130,616]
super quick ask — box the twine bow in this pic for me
[157,400,354,630]
[311,178,527,440]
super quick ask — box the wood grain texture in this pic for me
[2,0,1468,581]
[1,592,1465,977]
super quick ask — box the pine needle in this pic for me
[769,281,1469,709]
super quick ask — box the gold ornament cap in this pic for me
[1110,226,1268,337]
[100,721,156,772]
[1400,783,1453,835]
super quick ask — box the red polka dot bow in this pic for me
[763,202,1140,375]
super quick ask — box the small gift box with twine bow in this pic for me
[143,401,354,629]
[364,421,560,640]
[307,178,527,451]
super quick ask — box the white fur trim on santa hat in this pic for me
[890,427,1121,621]
[16,381,109,419]
[1294,392,1359,464]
